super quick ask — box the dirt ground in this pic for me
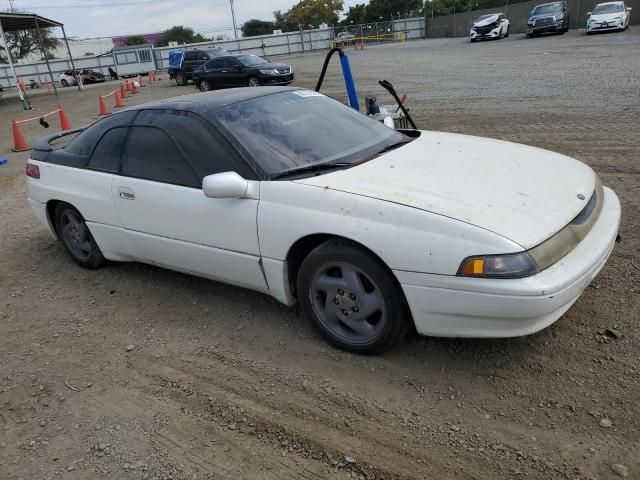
[1,29,639,480]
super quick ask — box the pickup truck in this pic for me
[167,47,230,86]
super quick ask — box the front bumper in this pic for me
[261,73,294,85]
[470,27,501,40]
[527,23,564,34]
[396,186,621,338]
[587,21,625,32]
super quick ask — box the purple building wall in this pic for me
[112,32,164,48]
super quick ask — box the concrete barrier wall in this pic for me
[427,0,640,37]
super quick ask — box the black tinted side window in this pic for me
[88,127,128,173]
[134,110,256,180]
[121,126,199,187]
[205,59,222,69]
[65,111,136,156]
[221,58,239,68]
[184,51,196,61]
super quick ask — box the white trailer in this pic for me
[112,44,156,77]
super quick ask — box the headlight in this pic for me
[614,15,623,20]
[259,69,278,75]
[458,253,538,279]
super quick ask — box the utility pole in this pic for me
[229,0,238,39]
[8,0,16,12]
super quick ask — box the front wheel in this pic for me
[61,79,69,87]
[247,76,260,87]
[297,239,410,354]
[55,203,106,269]
[504,26,510,37]
[200,79,211,92]
[175,72,186,86]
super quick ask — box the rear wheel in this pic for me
[61,79,69,87]
[297,239,410,354]
[200,79,211,92]
[55,203,106,269]
[175,72,186,86]
[247,75,260,87]
[470,38,476,43]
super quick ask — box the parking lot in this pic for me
[1,27,639,480]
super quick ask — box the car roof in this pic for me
[534,1,565,6]
[117,86,302,115]
[595,1,623,4]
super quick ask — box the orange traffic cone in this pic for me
[139,75,145,87]
[120,82,127,98]
[149,72,154,83]
[58,107,72,131]
[98,95,109,115]
[11,120,30,152]
[114,90,124,107]
[126,80,132,92]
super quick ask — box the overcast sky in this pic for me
[10,0,361,38]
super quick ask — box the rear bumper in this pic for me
[396,186,621,338]
[27,197,58,240]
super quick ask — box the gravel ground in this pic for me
[1,27,639,480]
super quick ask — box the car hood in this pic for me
[294,131,596,249]
[474,15,499,26]
[590,12,624,20]
[261,63,291,70]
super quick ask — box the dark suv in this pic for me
[527,1,570,37]
[192,54,294,91]
[168,48,229,86]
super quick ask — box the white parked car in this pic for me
[26,88,621,354]
[587,1,631,33]
[470,13,510,42]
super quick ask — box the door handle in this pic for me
[118,187,135,200]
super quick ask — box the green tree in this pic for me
[341,3,368,25]
[241,19,276,37]
[364,0,424,21]
[0,9,61,63]
[125,35,147,46]
[274,0,344,31]
[155,26,208,47]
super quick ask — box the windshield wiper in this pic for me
[271,162,352,180]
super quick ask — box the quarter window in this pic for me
[88,127,128,173]
[121,126,199,187]
[65,111,136,156]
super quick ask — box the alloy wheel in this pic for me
[309,262,387,345]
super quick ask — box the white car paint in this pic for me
[27,131,621,340]
[470,13,510,41]
[587,1,631,32]
[58,72,78,87]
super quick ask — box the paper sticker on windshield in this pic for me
[294,90,324,97]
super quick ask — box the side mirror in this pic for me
[202,172,248,198]
[587,11,591,15]
[627,7,632,11]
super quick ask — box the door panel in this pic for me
[111,177,266,289]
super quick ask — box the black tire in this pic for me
[61,79,69,87]
[175,72,186,86]
[297,239,410,354]
[200,79,210,92]
[505,26,510,37]
[247,75,260,87]
[54,203,106,270]
[470,38,476,43]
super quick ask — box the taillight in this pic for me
[26,163,40,179]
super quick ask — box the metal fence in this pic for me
[1,17,426,89]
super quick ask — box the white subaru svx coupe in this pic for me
[26,87,621,354]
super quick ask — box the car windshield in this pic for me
[532,3,562,14]
[477,14,498,21]
[236,55,269,66]
[593,3,624,13]
[211,91,408,177]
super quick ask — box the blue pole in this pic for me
[339,52,359,111]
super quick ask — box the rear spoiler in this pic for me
[32,127,86,153]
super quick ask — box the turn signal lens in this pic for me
[26,163,40,179]
[458,253,538,279]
